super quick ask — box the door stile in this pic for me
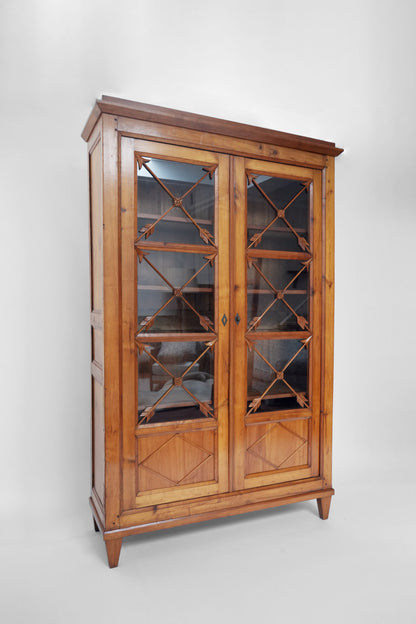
[309,169,323,476]
[231,157,248,491]
[215,153,230,494]
[120,136,139,511]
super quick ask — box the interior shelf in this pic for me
[137,285,306,294]
[247,223,307,234]
[248,289,307,295]
[138,212,213,226]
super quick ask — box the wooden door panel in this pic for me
[136,428,217,506]
[232,158,322,490]
[120,137,229,510]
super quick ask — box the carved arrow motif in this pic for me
[296,393,308,408]
[141,405,155,422]
[136,249,149,263]
[199,228,215,245]
[137,343,150,355]
[202,165,217,179]
[139,316,154,330]
[250,232,263,247]
[249,397,262,413]
[139,223,155,240]
[248,316,261,331]
[199,402,214,418]
[199,316,214,331]
[203,253,217,266]
[296,315,309,330]
[137,155,150,169]
[297,236,310,252]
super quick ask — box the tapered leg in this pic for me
[105,538,123,568]
[317,496,332,520]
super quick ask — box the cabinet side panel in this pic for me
[89,138,105,507]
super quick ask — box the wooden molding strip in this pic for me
[136,332,217,343]
[104,487,335,540]
[247,249,311,261]
[136,417,218,436]
[82,96,343,157]
[136,240,216,255]
[245,330,311,341]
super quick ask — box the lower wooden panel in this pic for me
[135,428,220,507]
[137,430,215,492]
[246,418,309,475]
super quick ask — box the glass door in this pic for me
[120,138,229,509]
[232,157,322,490]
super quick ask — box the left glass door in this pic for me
[120,138,229,509]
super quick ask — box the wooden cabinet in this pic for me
[82,96,342,567]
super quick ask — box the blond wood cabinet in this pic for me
[82,96,342,567]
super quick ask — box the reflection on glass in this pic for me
[137,250,214,333]
[247,258,309,331]
[138,341,214,423]
[247,175,309,252]
[137,157,215,246]
[247,339,308,412]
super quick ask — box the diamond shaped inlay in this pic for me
[247,421,308,473]
[141,434,210,485]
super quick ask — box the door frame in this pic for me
[119,136,230,510]
[230,157,323,491]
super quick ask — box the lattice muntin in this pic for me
[135,155,218,425]
[246,337,310,415]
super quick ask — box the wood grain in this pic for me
[321,158,336,488]
[83,97,341,567]
[82,96,343,156]
[317,495,332,519]
[104,537,123,568]
[102,114,122,531]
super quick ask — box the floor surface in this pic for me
[1,482,415,623]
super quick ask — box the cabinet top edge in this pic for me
[81,95,343,157]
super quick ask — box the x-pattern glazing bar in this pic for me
[247,259,311,331]
[246,337,311,416]
[136,154,217,246]
[136,340,216,423]
[136,250,216,333]
[247,174,310,251]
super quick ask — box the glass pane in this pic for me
[138,341,214,424]
[247,175,309,252]
[247,339,308,412]
[247,258,309,331]
[137,157,215,246]
[137,250,214,333]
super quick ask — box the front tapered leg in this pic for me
[105,538,123,568]
[317,496,332,520]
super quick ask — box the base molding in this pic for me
[90,486,334,567]
[100,487,334,541]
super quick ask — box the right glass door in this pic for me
[232,157,323,490]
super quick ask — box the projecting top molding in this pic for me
[81,95,343,157]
